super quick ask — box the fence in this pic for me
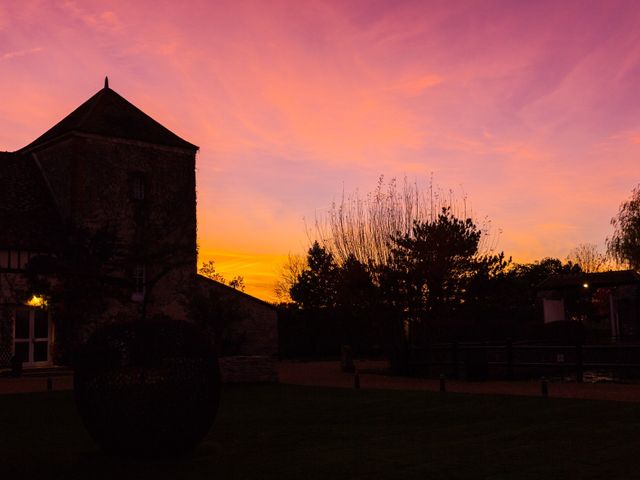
[407,342,640,381]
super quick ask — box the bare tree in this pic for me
[228,276,246,292]
[310,175,498,273]
[199,260,226,283]
[199,260,245,291]
[273,253,306,303]
[566,243,608,273]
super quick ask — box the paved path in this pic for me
[279,360,640,402]
[0,374,73,395]
[5,361,640,402]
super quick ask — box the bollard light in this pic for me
[541,377,549,397]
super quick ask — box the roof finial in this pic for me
[104,76,109,89]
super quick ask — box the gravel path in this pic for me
[0,375,73,395]
[279,360,640,402]
[5,361,640,402]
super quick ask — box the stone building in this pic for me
[0,79,277,380]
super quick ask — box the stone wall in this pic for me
[33,135,198,325]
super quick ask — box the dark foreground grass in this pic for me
[2,385,640,479]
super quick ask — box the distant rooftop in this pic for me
[538,270,640,290]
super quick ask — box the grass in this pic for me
[2,384,640,479]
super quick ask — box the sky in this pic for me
[2,0,640,301]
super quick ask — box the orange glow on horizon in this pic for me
[3,1,640,301]
[198,250,290,303]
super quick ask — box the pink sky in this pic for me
[2,0,640,301]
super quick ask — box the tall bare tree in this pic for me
[273,253,307,303]
[566,243,608,273]
[311,175,498,273]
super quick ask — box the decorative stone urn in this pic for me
[74,319,220,457]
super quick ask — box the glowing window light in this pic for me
[25,295,47,308]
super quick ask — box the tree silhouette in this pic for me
[273,253,306,303]
[566,243,608,273]
[311,175,496,274]
[199,260,246,291]
[23,173,198,362]
[607,185,640,270]
[334,255,379,348]
[383,208,504,323]
[290,242,339,310]
[25,224,128,363]
[199,260,225,283]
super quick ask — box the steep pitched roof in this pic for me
[0,152,63,250]
[538,270,640,290]
[20,84,198,152]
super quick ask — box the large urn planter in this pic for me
[74,319,220,457]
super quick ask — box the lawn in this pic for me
[2,384,640,479]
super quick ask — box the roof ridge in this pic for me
[19,85,198,152]
[76,88,105,127]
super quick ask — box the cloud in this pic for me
[0,47,43,61]
[3,0,640,296]
[381,74,443,96]
[61,1,123,33]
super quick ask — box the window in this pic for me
[132,263,146,301]
[10,250,20,269]
[131,173,146,200]
[14,308,51,365]
[18,251,30,270]
[0,250,32,271]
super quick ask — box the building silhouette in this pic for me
[0,79,277,381]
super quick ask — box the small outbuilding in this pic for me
[538,270,640,341]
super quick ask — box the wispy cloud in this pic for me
[61,1,123,33]
[0,47,43,61]
[381,74,443,97]
[2,0,640,299]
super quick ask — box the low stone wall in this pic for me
[219,355,279,383]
